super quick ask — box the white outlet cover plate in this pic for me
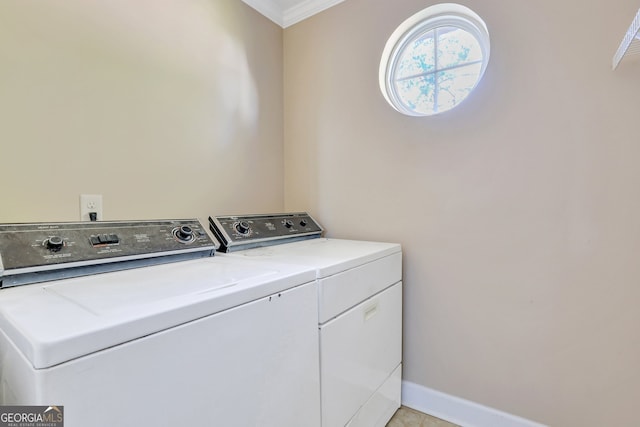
[80,194,103,221]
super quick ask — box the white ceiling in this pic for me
[242,0,345,28]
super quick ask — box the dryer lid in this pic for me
[224,238,401,278]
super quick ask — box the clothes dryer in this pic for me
[210,213,402,427]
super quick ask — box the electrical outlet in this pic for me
[80,194,103,221]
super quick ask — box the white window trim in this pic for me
[379,3,491,116]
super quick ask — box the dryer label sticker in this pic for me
[0,405,63,427]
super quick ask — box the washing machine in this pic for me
[0,219,321,427]
[209,213,402,427]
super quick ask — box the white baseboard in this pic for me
[401,381,548,427]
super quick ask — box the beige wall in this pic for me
[284,0,640,426]
[0,0,283,224]
[4,0,640,425]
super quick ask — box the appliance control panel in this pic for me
[0,219,215,288]
[209,213,323,252]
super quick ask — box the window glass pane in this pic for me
[437,27,483,69]
[394,74,436,115]
[436,62,482,112]
[396,29,435,79]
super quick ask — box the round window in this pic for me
[379,3,490,116]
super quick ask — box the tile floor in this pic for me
[386,406,460,427]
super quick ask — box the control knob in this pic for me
[175,226,194,242]
[235,221,251,235]
[46,236,64,251]
[283,219,294,228]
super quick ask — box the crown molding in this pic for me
[242,0,284,27]
[242,0,345,28]
[283,0,345,28]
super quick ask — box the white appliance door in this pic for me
[320,282,402,427]
[318,251,401,323]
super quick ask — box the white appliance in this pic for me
[0,220,321,427]
[210,213,403,427]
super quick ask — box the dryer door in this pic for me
[319,282,402,427]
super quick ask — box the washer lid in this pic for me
[0,257,315,369]
[224,238,401,278]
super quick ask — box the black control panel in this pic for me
[209,213,323,252]
[0,219,215,288]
